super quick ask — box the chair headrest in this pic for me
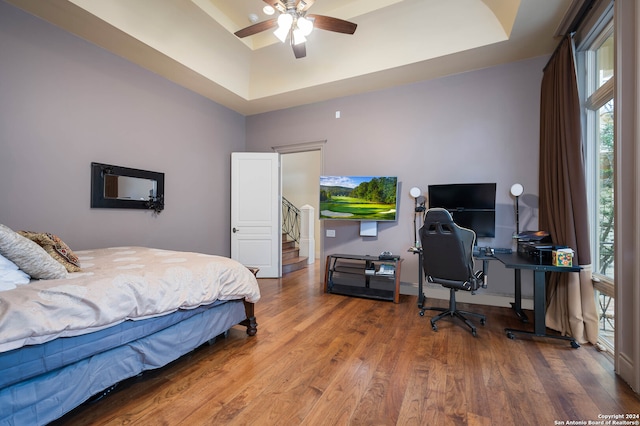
[424,208,454,224]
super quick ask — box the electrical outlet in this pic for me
[326,229,336,237]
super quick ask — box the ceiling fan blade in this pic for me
[263,0,286,13]
[234,18,278,38]
[307,15,357,35]
[296,0,315,12]
[291,41,306,59]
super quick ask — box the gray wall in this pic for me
[246,56,547,297]
[0,1,245,255]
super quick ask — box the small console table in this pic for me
[324,254,403,303]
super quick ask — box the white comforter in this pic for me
[0,247,261,352]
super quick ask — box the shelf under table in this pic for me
[324,254,403,303]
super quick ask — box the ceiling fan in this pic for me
[234,0,358,59]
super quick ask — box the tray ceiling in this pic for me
[6,0,574,115]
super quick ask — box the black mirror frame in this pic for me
[91,162,165,212]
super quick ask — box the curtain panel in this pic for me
[539,35,599,345]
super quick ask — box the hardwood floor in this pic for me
[56,261,639,425]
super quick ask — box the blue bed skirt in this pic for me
[0,299,247,425]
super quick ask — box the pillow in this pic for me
[0,224,67,280]
[18,231,82,272]
[0,252,20,271]
[0,253,30,289]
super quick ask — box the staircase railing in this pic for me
[282,196,301,243]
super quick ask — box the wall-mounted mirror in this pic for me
[91,162,164,212]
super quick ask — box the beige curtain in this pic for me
[539,35,599,345]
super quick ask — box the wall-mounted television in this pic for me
[428,183,497,238]
[320,176,398,221]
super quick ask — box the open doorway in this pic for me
[274,141,324,262]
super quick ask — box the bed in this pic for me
[0,244,260,425]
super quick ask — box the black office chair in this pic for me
[419,208,487,336]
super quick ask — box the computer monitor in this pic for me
[427,183,497,238]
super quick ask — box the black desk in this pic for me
[493,253,581,348]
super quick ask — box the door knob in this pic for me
[233,227,238,233]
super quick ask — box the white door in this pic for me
[231,152,281,277]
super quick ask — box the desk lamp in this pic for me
[510,183,524,235]
[410,187,426,248]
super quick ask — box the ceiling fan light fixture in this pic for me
[297,16,313,36]
[274,13,293,42]
[277,12,293,29]
[292,28,306,45]
[274,24,289,43]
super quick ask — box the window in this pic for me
[578,15,615,352]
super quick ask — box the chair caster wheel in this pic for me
[480,318,486,326]
[472,330,477,337]
[507,332,515,340]
[419,310,425,316]
[431,324,438,331]
[571,341,581,349]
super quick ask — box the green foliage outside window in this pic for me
[598,102,614,277]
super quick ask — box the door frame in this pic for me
[272,140,326,267]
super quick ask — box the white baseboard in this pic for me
[617,353,639,393]
[400,282,533,310]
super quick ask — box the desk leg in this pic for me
[415,250,425,310]
[505,270,580,348]
[417,272,425,310]
[510,269,529,323]
[393,260,401,304]
[532,270,546,335]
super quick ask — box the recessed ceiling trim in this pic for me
[481,0,521,36]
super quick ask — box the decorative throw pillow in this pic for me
[0,224,67,280]
[18,231,82,272]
